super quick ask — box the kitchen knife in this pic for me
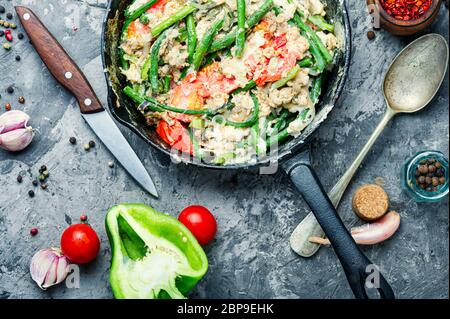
[15,6,158,198]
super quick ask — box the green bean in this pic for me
[234,80,257,94]
[273,109,289,132]
[306,33,327,72]
[266,128,289,148]
[310,73,325,104]
[149,31,168,94]
[209,0,273,53]
[140,56,152,80]
[272,6,282,16]
[224,93,259,128]
[123,86,164,112]
[235,0,246,58]
[151,5,197,37]
[163,75,171,93]
[297,57,314,68]
[123,86,213,115]
[308,15,334,33]
[292,11,332,65]
[125,0,159,19]
[188,128,203,159]
[271,65,300,90]
[193,18,224,71]
[186,14,197,65]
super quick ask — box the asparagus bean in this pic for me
[308,15,334,32]
[151,5,197,37]
[149,30,168,94]
[186,14,197,65]
[125,0,159,19]
[235,0,246,58]
[209,0,273,53]
[193,18,224,70]
[271,65,300,90]
[224,93,259,128]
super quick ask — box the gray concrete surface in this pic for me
[0,0,448,299]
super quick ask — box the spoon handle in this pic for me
[290,108,396,257]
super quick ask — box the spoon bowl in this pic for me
[384,34,449,113]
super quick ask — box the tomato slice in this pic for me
[147,0,169,13]
[156,120,193,155]
[127,19,150,38]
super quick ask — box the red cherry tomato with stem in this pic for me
[61,224,100,264]
[178,206,217,245]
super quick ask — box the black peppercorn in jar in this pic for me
[401,151,448,203]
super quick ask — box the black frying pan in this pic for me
[101,0,395,299]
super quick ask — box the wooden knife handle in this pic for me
[15,6,103,114]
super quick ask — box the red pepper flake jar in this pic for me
[380,0,432,20]
[367,0,442,35]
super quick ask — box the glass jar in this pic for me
[401,150,448,203]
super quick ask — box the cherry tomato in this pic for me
[156,120,193,155]
[178,206,217,245]
[61,224,100,264]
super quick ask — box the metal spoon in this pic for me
[290,33,449,257]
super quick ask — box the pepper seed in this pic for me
[69,136,77,144]
[30,228,38,236]
[6,86,14,94]
[18,33,24,40]
[28,190,35,197]
[6,13,13,20]
[88,140,96,148]
[18,96,25,104]
[32,180,38,187]
[17,175,23,183]
[40,183,48,190]
[15,55,21,62]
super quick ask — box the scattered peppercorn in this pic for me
[0,6,5,14]
[18,96,25,104]
[30,227,39,236]
[17,175,23,183]
[15,55,21,61]
[108,161,115,168]
[3,21,10,28]
[2,43,11,50]
[43,170,49,178]
[40,183,48,190]
[32,180,38,186]
[28,190,35,197]
[6,86,14,94]
[69,136,77,144]
[18,33,24,40]
[439,177,446,185]
[80,215,88,222]
[0,31,4,37]
[10,23,17,29]
[40,165,47,172]
[88,140,96,148]
[38,174,45,182]
[367,31,376,40]
[84,143,90,151]
[5,103,11,111]
[6,13,13,20]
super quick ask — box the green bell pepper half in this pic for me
[105,203,208,299]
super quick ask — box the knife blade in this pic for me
[15,6,158,197]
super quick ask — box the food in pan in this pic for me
[119,0,339,164]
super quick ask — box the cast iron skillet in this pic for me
[101,0,395,299]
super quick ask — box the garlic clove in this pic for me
[30,248,71,290]
[0,110,30,134]
[0,127,34,152]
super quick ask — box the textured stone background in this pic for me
[0,0,448,299]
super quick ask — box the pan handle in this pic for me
[283,151,395,299]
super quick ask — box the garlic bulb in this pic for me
[30,248,71,290]
[0,110,34,152]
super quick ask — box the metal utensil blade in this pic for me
[82,111,158,197]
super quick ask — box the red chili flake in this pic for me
[30,228,38,236]
[380,0,432,20]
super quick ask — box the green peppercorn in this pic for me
[3,43,11,50]
[10,23,17,29]
[38,175,45,182]
[84,144,90,151]
[43,170,49,178]
[432,177,439,187]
